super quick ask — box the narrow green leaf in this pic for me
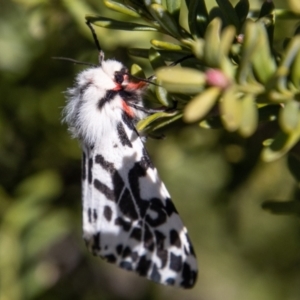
[184,87,221,122]
[129,48,190,60]
[149,113,182,131]
[220,86,242,131]
[204,18,221,67]
[148,4,182,38]
[238,93,258,137]
[104,0,141,17]
[130,64,146,78]
[234,0,249,25]
[258,0,275,45]
[261,121,300,162]
[252,22,276,84]
[151,39,184,50]
[137,110,177,131]
[149,48,166,70]
[86,15,157,31]
[216,0,240,29]
[186,0,209,38]
[155,85,173,106]
[279,101,300,133]
[165,0,181,19]
[156,66,206,93]
[287,36,300,89]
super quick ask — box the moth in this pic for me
[62,21,198,288]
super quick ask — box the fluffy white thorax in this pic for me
[64,59,138,145]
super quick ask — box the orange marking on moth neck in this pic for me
[126,81,147,90]
[122,100,134,118]
[112,84,122,91]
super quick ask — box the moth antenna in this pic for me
[86,20,105,64]
[129,75,160,87]
[52,57,97,67]
[170,54,194,66]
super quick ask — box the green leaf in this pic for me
[252,22,276,84]
[285,36,300,90]
[155,85,173,106]
[279,101,300,133]
[203,18,221,67]
[150,39,184,50]
[216,0,240,30]
[86,15,157,31]
[220,86,242,131]
[149,48,166,70]
[130,64,146,78]
[261,122,300,162]
[234,0,249,25]
[128,48,190,60]
[156,66,206,93]
[137,110,178,131]
[186,0,208,38]
[258,0,275,45]
[148,3,183,38]
[238,93,258,137]
[104,0,141,17]
[184,87,221,122]
[165,0,181,19]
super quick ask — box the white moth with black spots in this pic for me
[62,21,198,288]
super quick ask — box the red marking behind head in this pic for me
[126,81,148,91]
[122,100,134,118]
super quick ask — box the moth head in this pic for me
[101,60,129,88]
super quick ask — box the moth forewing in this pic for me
[62,22,198,288]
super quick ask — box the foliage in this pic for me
[1,1,300,300]
[88,0,300,215]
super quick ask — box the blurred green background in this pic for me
[1,0,300,300]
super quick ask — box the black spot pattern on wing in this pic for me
[95,154,115,174]
[88,158,93,184]
[94,179,115,201]
[98,90,118,110]
[136,255,151,276]
[181,263,197,288]
[90,232,101,252]
[85,137,197,288]
[118,188,138,220]
[146,198,167,227]
[104,205,112,221]
[142,148,154,169]
[117,121,132,147]
[170,229,181,248]
[93,209,98,221]
[115,217,131,232]
[150,264,161,283]
[82,152,86,180]
[120,261,132,270]
[130,227,142,241]
[170,253,182,272]
[87,208,92,223]
[144,223,155,252]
